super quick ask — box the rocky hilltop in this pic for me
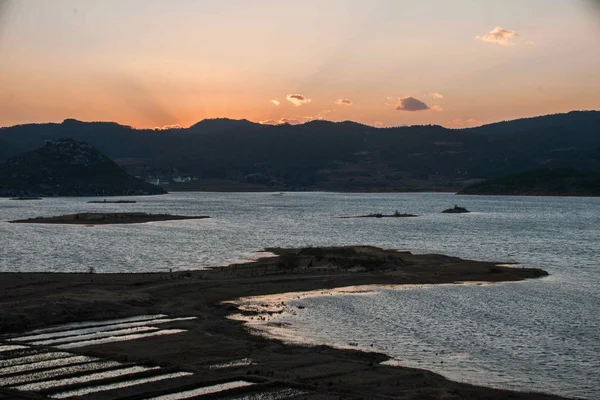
[0,139,166,197]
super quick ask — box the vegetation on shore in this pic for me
[460,167,600,196]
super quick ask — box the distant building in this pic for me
[173,176,192,183]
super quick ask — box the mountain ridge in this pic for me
[1,111,598,192]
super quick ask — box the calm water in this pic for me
[1,192,599,398]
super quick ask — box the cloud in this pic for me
[446,118,481,128]
[286,94,311,106]
[280,118,304,125]
[446,118,465,127]
[154,124,183,130]
[374,121,384,128]
[335,98,353,106]
[260,118,304,125]
[270,99,280,106]
[431,105,444,112]
[430,92,444,99]
[384,96,397,106]
[476,26,519,46]
[395,97,430,112]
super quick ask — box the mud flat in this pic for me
[8,212,209,225]
[0,246,567,400]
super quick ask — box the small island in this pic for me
[87,199,137,204]
[9,212,209,225]
[337,210,418,218]
[442,205,470,214]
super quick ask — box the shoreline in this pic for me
[0,246,569,400]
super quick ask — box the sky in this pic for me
[0,0,599,129]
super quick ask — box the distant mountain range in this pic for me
[0,139,165,197]
[1,111,599,192]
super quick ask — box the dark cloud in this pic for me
[279,117,304,125]
[395,97,430,112]
[286,94,311,106]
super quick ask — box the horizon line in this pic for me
[1,110,598,131]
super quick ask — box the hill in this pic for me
[459,167,600,196]
[0,139,166,197]
[1,111,599,192]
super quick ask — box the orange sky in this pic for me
[1,0,599,129]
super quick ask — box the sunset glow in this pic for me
[0,0,599,128]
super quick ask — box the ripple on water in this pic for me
[244,280,599,399]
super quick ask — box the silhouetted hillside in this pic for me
[468,111,600,136]
[1,111,598,191]
[460,167,600,196]
[0,139,166,197]
[188,118,259,133]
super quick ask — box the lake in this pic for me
[1,192,599,399]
